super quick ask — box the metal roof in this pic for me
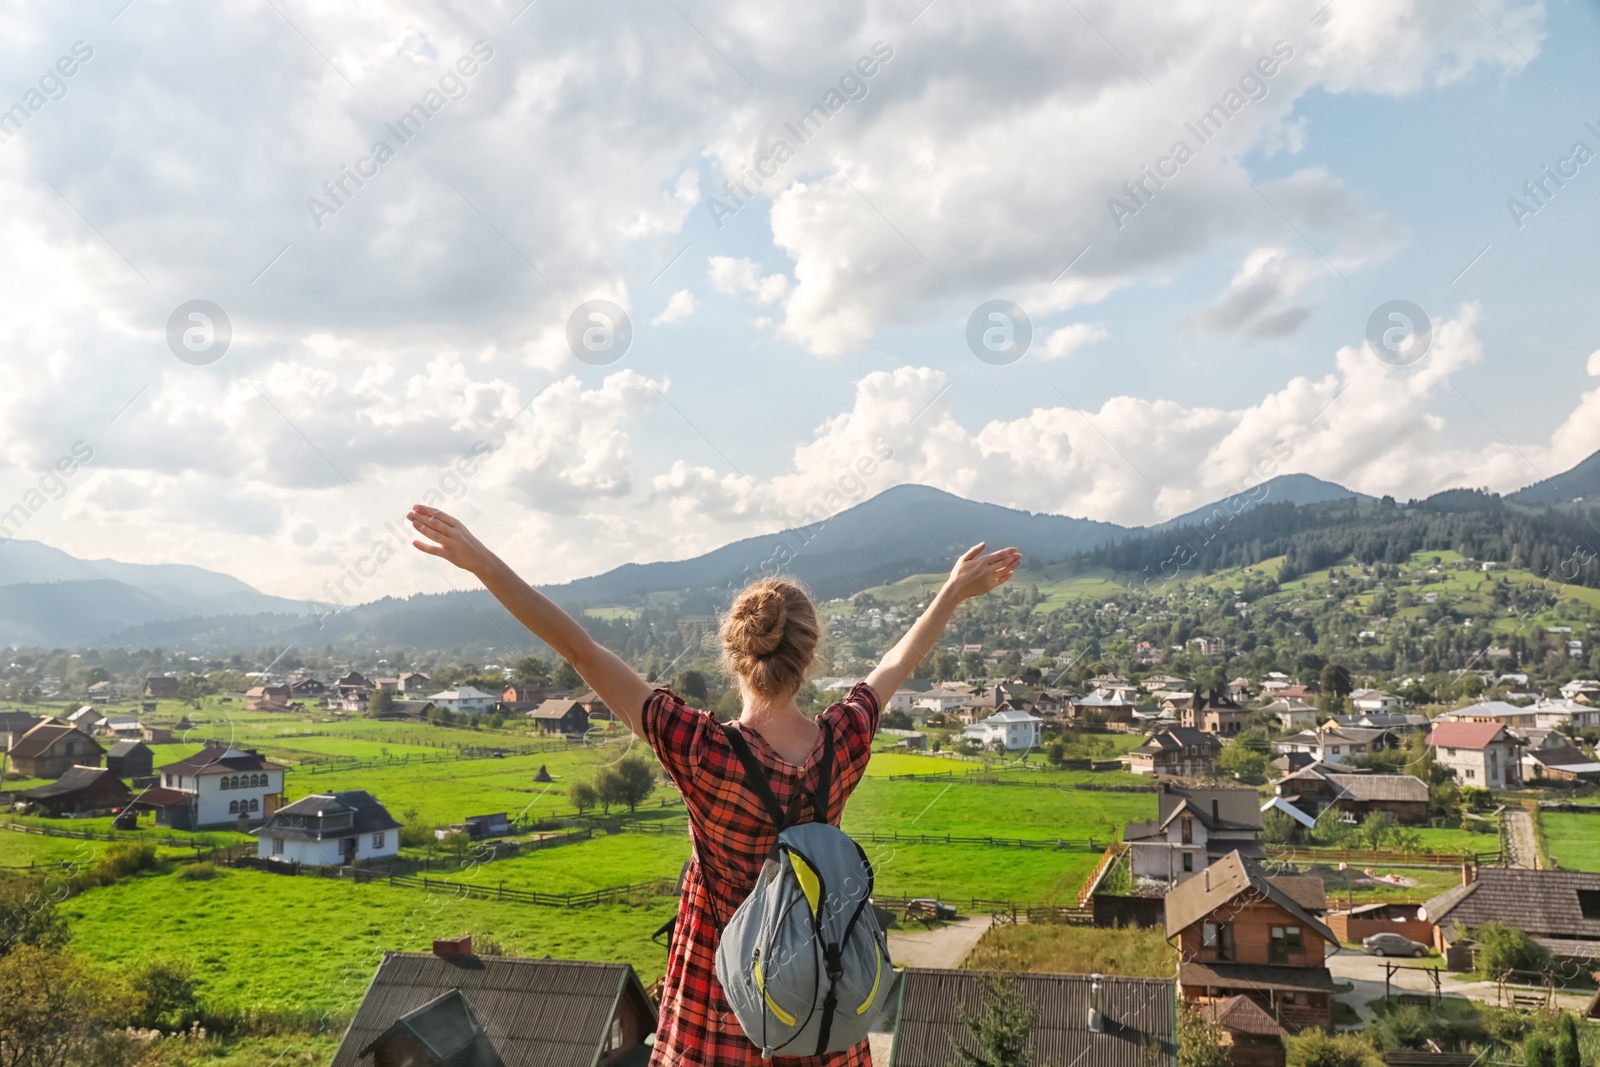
[1163,851,1339,947]
[5,720,101,760]
[329,954,655,1067]
[889,968,1175,1067]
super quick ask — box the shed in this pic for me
[105,739,154,779]
[20,766,133,817]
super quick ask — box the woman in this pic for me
[407,504,1021,1065]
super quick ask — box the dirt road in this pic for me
[1503,807,1538,869]
[887,914,995,969]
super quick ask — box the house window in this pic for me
[1270,925,1303,963]
[228,800,240,814]
[1466,769,1476,780]
[219,777,229,790]
[1447,748,1456,757]
[1579,890,1600,920]
[1182,853,1194,873]
[249,798,260,812]
[606,1017,624,1052]
[272,837,284,855]
[1181,817,1193,845]
[371,832,386,849]
[1202,922,1234,961]
[1330,746,1341,755]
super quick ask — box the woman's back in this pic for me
[644,682,881,1066]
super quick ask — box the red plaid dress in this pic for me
[642,682,881,1067]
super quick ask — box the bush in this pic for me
[79,843,161,888]
[1375,1003,1440,1051]
[1524,1033,1554,1067]
[177,863,221,882]
[1287,1028,1380,1067]
[1474,921,1548,977]
[126,959,202,1032]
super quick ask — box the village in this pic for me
[5,648,1600,1067]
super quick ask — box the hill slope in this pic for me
[1508,447,1600,505]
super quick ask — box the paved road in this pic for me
[1503,807,1538,869]
[1327,949,1593,1019]
[887,914,995,969]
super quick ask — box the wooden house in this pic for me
[1125,727,1222,778]
[105,739,154,779]
[1165,850,1339,1032]
[5,720,105,779]
[246,684,294,711]
[329,943,656,1067]
[143,676,180,699]
[1421,867,1600,967]
[20,766,133,817]
[1273,765,1430,825]
[530,699,590,735]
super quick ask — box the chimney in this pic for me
[1461,860,1475,887]
[433,935,473,958]
[1203,868,1210,891]
[1211,799,1219,824]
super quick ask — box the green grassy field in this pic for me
[61,864,678,1016]
[1539,812,1600,872]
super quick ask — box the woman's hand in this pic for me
[943,542,1022,601]
[407,505,496,575]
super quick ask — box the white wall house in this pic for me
[1350,689,1405,713]
[425,686,497,714]
[1428,721,1520,789]
[914,685,971,714]
[154,745,286,828]
[255,790,402,867]
[960,709,1043,751]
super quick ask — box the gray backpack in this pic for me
[711,724,893,1058]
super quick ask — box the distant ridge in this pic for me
[1508,447,1600,505]
[1154,473,1369,532]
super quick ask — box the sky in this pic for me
[2,0,1599,603]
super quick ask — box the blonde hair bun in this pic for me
[720,578,819,698]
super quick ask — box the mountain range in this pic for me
[6,448,1600,651]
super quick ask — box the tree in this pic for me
[609,756,656,812]
[1261,806,1301,846]
[1355,812,1396,851]
[569,780,599,815]
[932,652,960,681]
[513,655,552,686]
[1286,1027,1378,1067]
[0,945,123,1067]
[1474,921,1548,977]
[367,687,394,718]
[1177,1001,1231,1067]
[951,973,1037,1067]
[1217,740,1268,784]
[1524,1033,1554,1067]
[676,670,708,702]
[1554,1012,1581,1067]
[960,651,987,679]
[553,660,583,690]
[1320,662,1352,701]
[125,959,201,1032]
[1044,740,1067,768]
[0,875,71,958]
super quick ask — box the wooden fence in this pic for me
[0,820,240,850]
[884,771,1155,793]
[874,893,1093,925]
[1267,845,1502,867]
[385,873,678,908]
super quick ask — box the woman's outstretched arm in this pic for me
[864,542,1022,703]
[407,504,653,739]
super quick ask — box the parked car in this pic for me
[904,898,957,921]
[1363,932,1427,957]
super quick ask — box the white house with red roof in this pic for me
[1427,720,1521,790]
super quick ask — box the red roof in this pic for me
[1428,720,1507,749]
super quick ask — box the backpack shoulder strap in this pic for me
[722,723,787,830]
[814,722,835,822]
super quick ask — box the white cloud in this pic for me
[709,256,791,303]
[652,289,697,325]
[1042,323,1109,360]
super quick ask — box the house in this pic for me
[97,716,144,739]
[1272,725,1383,767]
[334,670,371,693]
[1226,677,1252,704]
[425,686,497,715]
[19,766,133,817]
[574,690,612,720]
[1142,674,1187,693]
[1125,727,1223,778]
[1180,691,1248,736]
[961,708,1043,751]
[1195,994,1286,1067]
[288,677,327,698]
[1421,867,1600,967]
[1349,689,1406,713]
[499,683,549,711]
[246,684,294,711]
[65,705,100,729]
[5,720,105,779]
[255,790,402,867]
[914,683,973,715]
[462,813,510,839]
[1273,765,1430,825]
[1437,700,1540,730]
[1165,850,1340,1031]
[85,679,117,701]
[0,711,40,753]
[1072,688,1138,728]
[1123,784,1264,883]
[143,676,180,699]
[397,671,431,693]
[1530,699,1600,733]
[149,744,286,828]
[1518,730,1600,782]
[530,699,591,735]
[104,739,154,779]
[1264,698,1320,733]
[1189,636,1226,657]
[379,700,438,722]
[1427,721,1521,789]
[1560,679,1600,703]
[890,968,1175,1067]
[329,942,657,1067]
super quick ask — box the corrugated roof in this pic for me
[21,765,130,800]
[1178,961,1336,993]
[157,744,285,776]
[261,791,402,839]
[330,954,654,1067]
[1202,994,1286,1036]
[889,968,1175,1067]
[1427,721,1507,750]
[1422,868,1600,940]
[1325,774,1429,803]
[1158,786,1263,832]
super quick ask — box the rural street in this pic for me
[1502,808,1538,869]
[887,915,995,969]
[1326,950,1594,1021]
